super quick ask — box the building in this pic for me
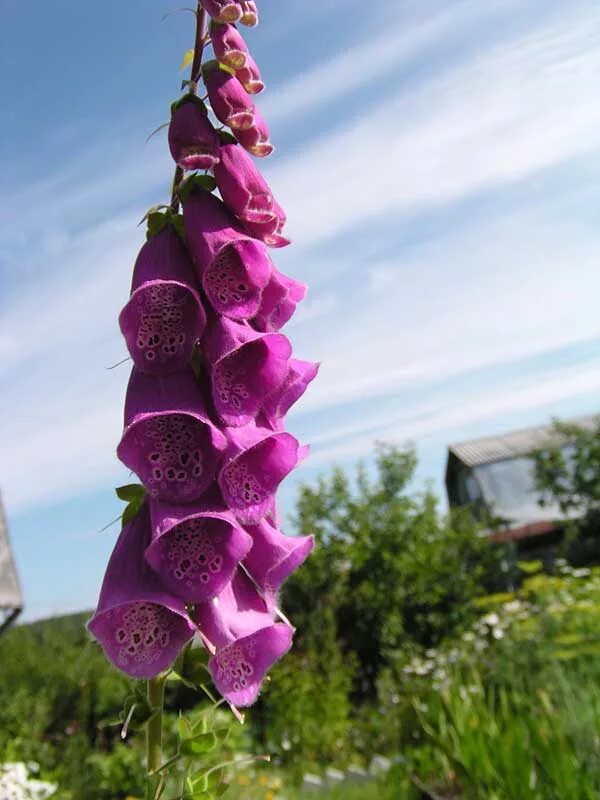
[0,492,23,634]
[445,416,597,551]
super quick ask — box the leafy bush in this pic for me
[382,565,600,798]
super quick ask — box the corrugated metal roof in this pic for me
[0,492,23,609]
[448,414,599,468]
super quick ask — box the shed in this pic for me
[445,415,598,544]
[0,492,23,633]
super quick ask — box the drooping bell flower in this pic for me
[218,422,307,524]
[146,497,252,604]
[262,359,320,431]
[119,226,206,375]
[234,108,273,157]
[202,0,242,23]
[168,95,220,171]
[243,200,289,247]
[239,1,258,27]
[253,266,306,332]
[203,314,292,427]
[244,517,314,609]
[87,503,195,679]
[195,571,292,705]
[203,61,255,131]
[236,54,264,95]
[183,186,271,320]
[213,142,277,226]
[210,21,249,70]
[117,368,227,503]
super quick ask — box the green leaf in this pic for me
[178,174,217,203]
[115,484,145,503]
[147,211,170,240]
[217,130,237,146]
[172,644,211,689]
[119,690,156,732]
[180,48,195,71]
[180,732,218,756]
[178,714,194,741]
[517,560,544,575]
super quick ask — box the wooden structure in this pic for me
[0,492,23,634]
[445,416,596,546]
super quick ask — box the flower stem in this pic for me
[170,2,208,211]
[146,676,166,800]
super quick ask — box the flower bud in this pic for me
[202,0,242,23]
[204,61,255,131]
[210,21,249,70]
[168,96,220,171]
[213,142,277,224]
[243,200,289,247]
[234,108,273,157]
[236,54,264,94]
[239,1,258,27]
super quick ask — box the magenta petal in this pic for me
[253,267,306,332]
[236,55,264,94]
[183,189,271,319]
[234,109,273,157]
[219,424,302,524]
[146,499,252,604]
[239,0,258,27]
[169,97,220,171]
[243,201,288,247]
[87,504,195,679]
[202,0,242,23]
[204,63,255,131]
[203,315,291,426]
[210,22,249,70]
[119,228,206,375]
[210,624,291,705]
[244,518,314,608]
[262,359,320,430]
[213,143,276,225]
[195,571,292,705]
[117,368,226,503]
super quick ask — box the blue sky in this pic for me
[2,0,600,620]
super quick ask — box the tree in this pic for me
[282,444,506,698]
[533,417,600,564]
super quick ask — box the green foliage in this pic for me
[260,608,355,781]
[383,567,600,798]
[284,444,505,697]
[532,416,600,563]
[533,417,600,515]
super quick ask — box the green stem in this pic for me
[146,676,166,800]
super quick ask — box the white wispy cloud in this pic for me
[308,361,600,467]
[271,4,600,245]
[2,0,600,519]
